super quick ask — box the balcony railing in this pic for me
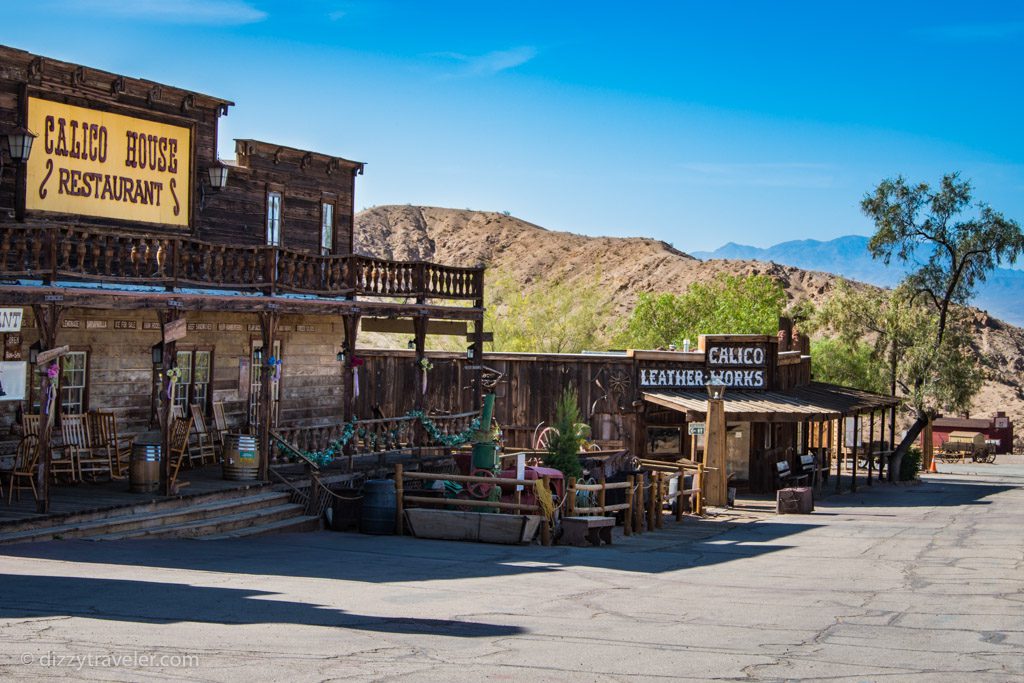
[0,225,484,303]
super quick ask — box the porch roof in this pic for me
[643,382,901,423]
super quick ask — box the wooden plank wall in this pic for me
[356,352,638,448]
[0,309,347,441]
[0,46,358,256]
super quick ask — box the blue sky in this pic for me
[7,1,1024,253]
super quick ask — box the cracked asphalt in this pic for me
[0,465,1022,682]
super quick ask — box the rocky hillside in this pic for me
[356,205,1024,427]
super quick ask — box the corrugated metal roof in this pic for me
[644,382,900,422]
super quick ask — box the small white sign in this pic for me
[0,308,24,333]
[688,423,705,436]
[0,361,27,401]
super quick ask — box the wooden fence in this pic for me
[395,465,552,545]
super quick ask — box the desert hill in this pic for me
[355,205,1024,428]
[694,235,1024,326]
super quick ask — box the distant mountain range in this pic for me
[692,235,1024,326]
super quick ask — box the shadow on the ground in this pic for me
[0,573,525,637]
[0,476,1010,590]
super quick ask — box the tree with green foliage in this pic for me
[617,273,787,349]
[816,281,983,419]
[543,386,586,479]
[852,172,1021,455]
[809,337,888,394]
[485,271,613,353]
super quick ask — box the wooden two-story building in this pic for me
[0,45,486,512]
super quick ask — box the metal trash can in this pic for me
[130,431,162,493]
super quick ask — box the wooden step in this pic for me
[0,482,273,535]
[90,503,308,541]
[198,515,322,540]
[0,491,292,545]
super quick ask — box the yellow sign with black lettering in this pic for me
[25,97,191,226]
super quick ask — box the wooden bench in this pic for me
[775,460,809,489]
[561,516,615,547]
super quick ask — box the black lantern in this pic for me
[467,342,478,361]
[207,159,229,189]
[336,349,346,363]
[28,340,41,364]
[151,342,164,366]
[407,339,416,350]
[6,126,36,162]
[706,381,726,400]
[253,346,264,364]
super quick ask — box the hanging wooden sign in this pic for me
[163,318,187,343]
[36,345,70,365]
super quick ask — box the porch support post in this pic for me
[879,407,887,480]
[851,413,859,493]
[835,415,845,494]
[867,410,876,486]
[257,310,279,483]
[413,314,428,413]
[341,310,361,427]
[703,395,727,507]
[158,308,182,496]
[30,303,63,514]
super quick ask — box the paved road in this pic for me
[0,471,1021,681]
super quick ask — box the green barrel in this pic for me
[360,479,397,534]
[472,442,498,470]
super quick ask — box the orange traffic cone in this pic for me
[928,456,938,474]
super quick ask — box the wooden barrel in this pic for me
[130,442,161,493]
[222,434,260,481]
[360,479,396,535]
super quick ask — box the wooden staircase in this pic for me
[0,486,321,545]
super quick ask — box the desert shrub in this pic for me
[900,446,922,481]
[544,386,586,480]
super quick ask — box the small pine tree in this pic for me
[544,386,585,479]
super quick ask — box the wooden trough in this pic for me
[404,508,544,545]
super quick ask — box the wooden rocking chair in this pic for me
[168,416,194,492]
[189,404,218,466]
[212,401,229,446]
[91,411,134,478]
[62,413,113,481]
[7,435,41,504]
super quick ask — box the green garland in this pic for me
[281,411,484,467]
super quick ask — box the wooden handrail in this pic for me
[1,224,484,302]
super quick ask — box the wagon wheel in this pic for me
[467,468,497,499]
[534,426,559,451]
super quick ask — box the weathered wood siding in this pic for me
[0,45,359,255]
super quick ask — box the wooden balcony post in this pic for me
[30,303,63,514]
[167,239,178,291]
[157,308,182,497]
[341,312,361,454]
[413,315,427,412]
[415,262,427,303]
[257,311,279,482]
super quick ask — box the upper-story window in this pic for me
[320,202,334,255]
[266,192,282,246]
